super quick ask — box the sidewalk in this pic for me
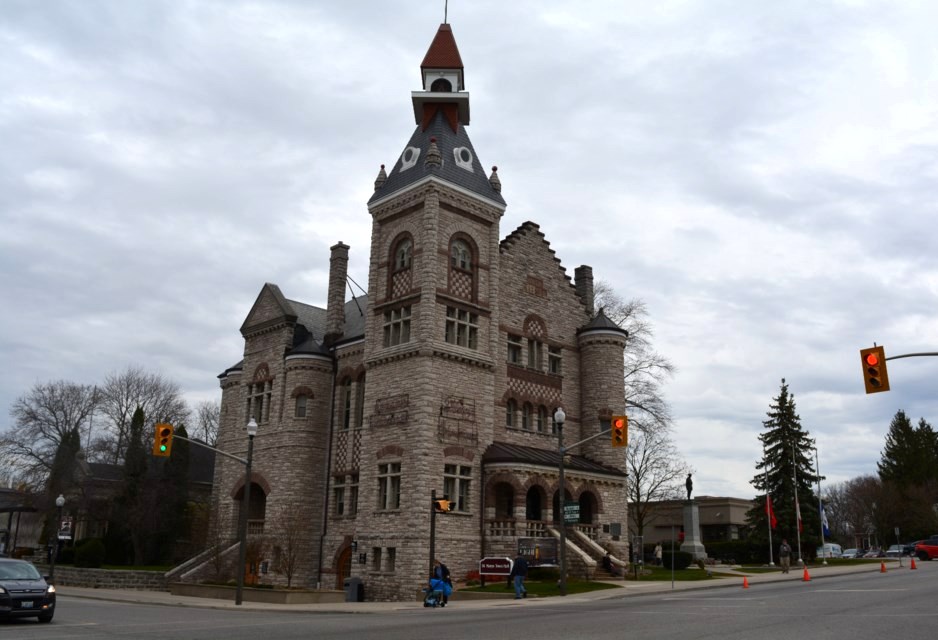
[55,561,896,614]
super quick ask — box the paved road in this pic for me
[2,560,934,639]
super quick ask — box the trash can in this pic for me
[344,576,364,602]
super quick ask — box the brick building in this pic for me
[210,23,630,601]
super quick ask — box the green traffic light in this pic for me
[159,444,167,452]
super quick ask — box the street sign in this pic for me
[563,502,579,524]
[58,516,73,541]
[479,557,512,576]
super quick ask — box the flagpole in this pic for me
[764,443,774,566]
[792,444,803,565]
[815,446,827,566]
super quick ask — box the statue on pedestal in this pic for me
[685,473,693,501]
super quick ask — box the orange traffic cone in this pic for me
[742,577,749,589]
[910,557,917,570]
[802,567,811,582]
[880,561,887,573]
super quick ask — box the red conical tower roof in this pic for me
[421,23,463,72]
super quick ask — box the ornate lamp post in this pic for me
[235,417,257,606]
[554,407,567,596]
[49,494,65,580]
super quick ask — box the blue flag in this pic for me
[820,502,831,538]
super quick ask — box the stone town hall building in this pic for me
[210,23,629,601]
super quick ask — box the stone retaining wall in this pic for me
[37,565,168,591]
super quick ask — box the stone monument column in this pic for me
[680,499,707,561]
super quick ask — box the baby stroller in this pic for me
[423,578,452,607]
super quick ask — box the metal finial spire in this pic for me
[445,0,448,23]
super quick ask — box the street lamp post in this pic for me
[49,494,65,581]
[554,407,567,597]
[235,417,258,606]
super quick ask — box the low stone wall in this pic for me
[38,565,168,591]
[169,583,345,604]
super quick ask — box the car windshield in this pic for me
[0,562,42,580]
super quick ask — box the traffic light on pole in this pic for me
[152,423,174,456]
[433,499,453,513]
[860,346,890,394]
[611,415,628,448]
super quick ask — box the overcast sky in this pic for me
[2,0,936,498]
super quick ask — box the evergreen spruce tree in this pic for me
[747,379,820,562]
[877,412,938,539]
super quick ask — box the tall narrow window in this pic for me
[372,548,382,571]
[387,547,397,572]
[378,462,401,510]
[443,464,472,512]
[295,394,308,418]
[506,399,517,428]
[445,307,478,349]
[355,374,366,429]
[342,379,352,430]
[527,339,542,369]
[522,403,532,431]
[334,477,346,516]
[383,306,412,347]
[349,474,359,516]
[507,335,522,364]
[548,346,562,374]
[537,406,548,433]
[248,379,273,424]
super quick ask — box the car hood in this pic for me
[0,578,50,591]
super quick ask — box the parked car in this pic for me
[841,548,861,559]
[0,558,56,623]
[863,547,885,558]
[885,544,904,557]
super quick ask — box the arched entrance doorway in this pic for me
[335,545,353,590]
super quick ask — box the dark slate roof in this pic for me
[483,441,626,477]
[578,308,628,336]
[286,295,368,355]
[368,109,505,207]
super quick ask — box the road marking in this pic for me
[811,589,908,592]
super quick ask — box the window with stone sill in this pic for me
[349,474,359,516]
[522,403,533,431]
[377,462,401,510]
[386,547,396,572]
[246,379,273,424]
[527,339,542,370]
[537,405,548,433]
[443,463,472,512]
[334,478,346,516]
[506,399,517,428]
[450,239,471,270]
[383,306,412,347]
[372,547,382,572]
[548,346,562,374]
[394,238,413,271]
[295,394,308,418]
[507,334,522,364]
[444,307,478,349]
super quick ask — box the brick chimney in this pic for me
[575,265,594,317]
[325,242,349,344]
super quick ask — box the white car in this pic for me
[841,548,860,559]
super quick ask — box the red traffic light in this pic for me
[611,415,628,448]
[865,353,879,367]
[860,346,890,394]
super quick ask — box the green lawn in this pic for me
[460,579,619,596]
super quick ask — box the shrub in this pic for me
[661,550,693,570]
[74,538,107,568]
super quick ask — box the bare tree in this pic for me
[628,427,693,536]
[96,366,190,464]
[594,282,676,434]
[271,502,307,588]
[193,400,220,447]
[1,381,98,487]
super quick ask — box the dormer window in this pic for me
[431,78,452,92]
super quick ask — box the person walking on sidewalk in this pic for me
[509,554,528,599]
[654,543,663,566]
[779,539,792,574]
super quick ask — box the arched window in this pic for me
[451,240,471,270]
[295,395,308,418]
[431,77,453,92]
[394,238,412,271]
[522,403,532,431]
[537,406,547,433]
[506,399,517,428]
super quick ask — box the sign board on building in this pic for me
[563,502,579,524]
[479,557,512,576]
[517,537,558,567]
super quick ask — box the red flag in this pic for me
[765,495,777,529]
